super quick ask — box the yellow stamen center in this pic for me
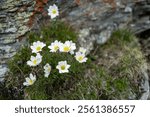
[78,56,83,61]
[54,46,59,51]
[47,67,51,72]
[33,60,37,65]
[63,46,70,52]
[52,10,57,14]
[36,46,41,51]
[29,79,33,85]
[61,65,66,70]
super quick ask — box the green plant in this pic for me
[5,21,90,99]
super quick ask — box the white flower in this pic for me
[48,4,59,19]
[30,41,46,53]
[48,40,62,52]
[75,52,88,63]
[23,73,36,86]
[44,63,52,78]
[56,61,70,73]
[27,53,42,67]
[59,41,76,53]
[79,47,87,54]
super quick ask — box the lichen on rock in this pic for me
[0,0,35,81]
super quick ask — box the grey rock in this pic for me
[8,7,18,12]
[0,78,4,82]
[5,27,17,33]
[0,14,7,18]
[0,0,35,82]
[60,0,132,53]
[0,46,12,53]
[60,0,149,51]
[124,6,132,12]
[0,65,8,78]
[97,26,115,44]
[140,68,149,100]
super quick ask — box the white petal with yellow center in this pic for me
[56,61,70,73]
[23,73,36,86]
[48,4,59,19]
[27,53,42,67]
[36,46,42,51]
[30,41,46,53]
[75,52,88,63]
[48,40,62,52]
[59,41,76,53]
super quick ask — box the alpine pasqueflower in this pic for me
[27,53,42,67]
[56,61,70,73]
[48,4,59,19]
[75,52,88,63]
[23,73,36,86]
[48,40,62,52]
[30,41,46,53]
[44,63,52,78]
[59,41,76,54]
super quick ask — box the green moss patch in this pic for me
[89,29,146,99]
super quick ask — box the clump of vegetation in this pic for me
[3,24,146,100]
[90,29,146,99]
[5,21,90,99]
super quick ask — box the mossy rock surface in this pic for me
[88,30,147,99]
[2,21,147,100]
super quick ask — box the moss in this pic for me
[111,29,135,42]
[90,29,146,99]
[4,23,146,100]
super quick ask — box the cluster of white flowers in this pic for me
[23,4,88,86]
[48,40,76,54]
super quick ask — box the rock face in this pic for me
[139,31,150,99]
[58,0,150,53]
[0,0,35,81]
